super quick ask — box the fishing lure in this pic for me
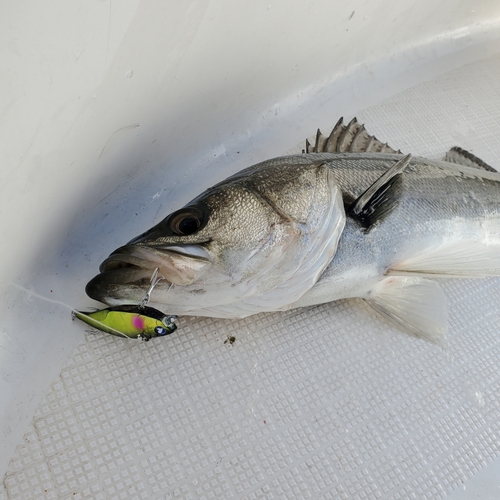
[72,305,178,341]
[73,268,178,341]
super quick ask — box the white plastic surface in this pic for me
[2,1,500,498]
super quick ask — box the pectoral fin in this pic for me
[348,154,412,229]
[364,276,448,346]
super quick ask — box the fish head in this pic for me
[86,160,346,317]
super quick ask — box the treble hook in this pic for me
[139,268,163,309]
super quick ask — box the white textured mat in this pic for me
[3,55,500,500]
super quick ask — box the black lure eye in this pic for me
[170,208,203,236]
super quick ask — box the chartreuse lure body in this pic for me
[73,305,177,341]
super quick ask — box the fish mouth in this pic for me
[99,249,161,275]
[86,244,212,303]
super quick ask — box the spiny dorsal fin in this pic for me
[444,146,497,172]
[348,154,412,229]
[306,117,401,154]
[325,117,345,152]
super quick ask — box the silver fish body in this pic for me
[86,122,500,344]
[292,153,500,306]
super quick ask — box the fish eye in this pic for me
[154,326,167,335]
[169,208,203,236]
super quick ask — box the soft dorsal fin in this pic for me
[305,117,401,154]
[443,146,497,172]
[348,154,412,229]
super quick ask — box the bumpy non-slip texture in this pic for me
[3,55,500,499]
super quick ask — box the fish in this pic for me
[73,305,178,341]
[85,118,500,345]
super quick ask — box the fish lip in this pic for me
[99,244,212,274]
[85,266,153,303]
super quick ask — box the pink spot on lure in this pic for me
[132,315,145,330]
